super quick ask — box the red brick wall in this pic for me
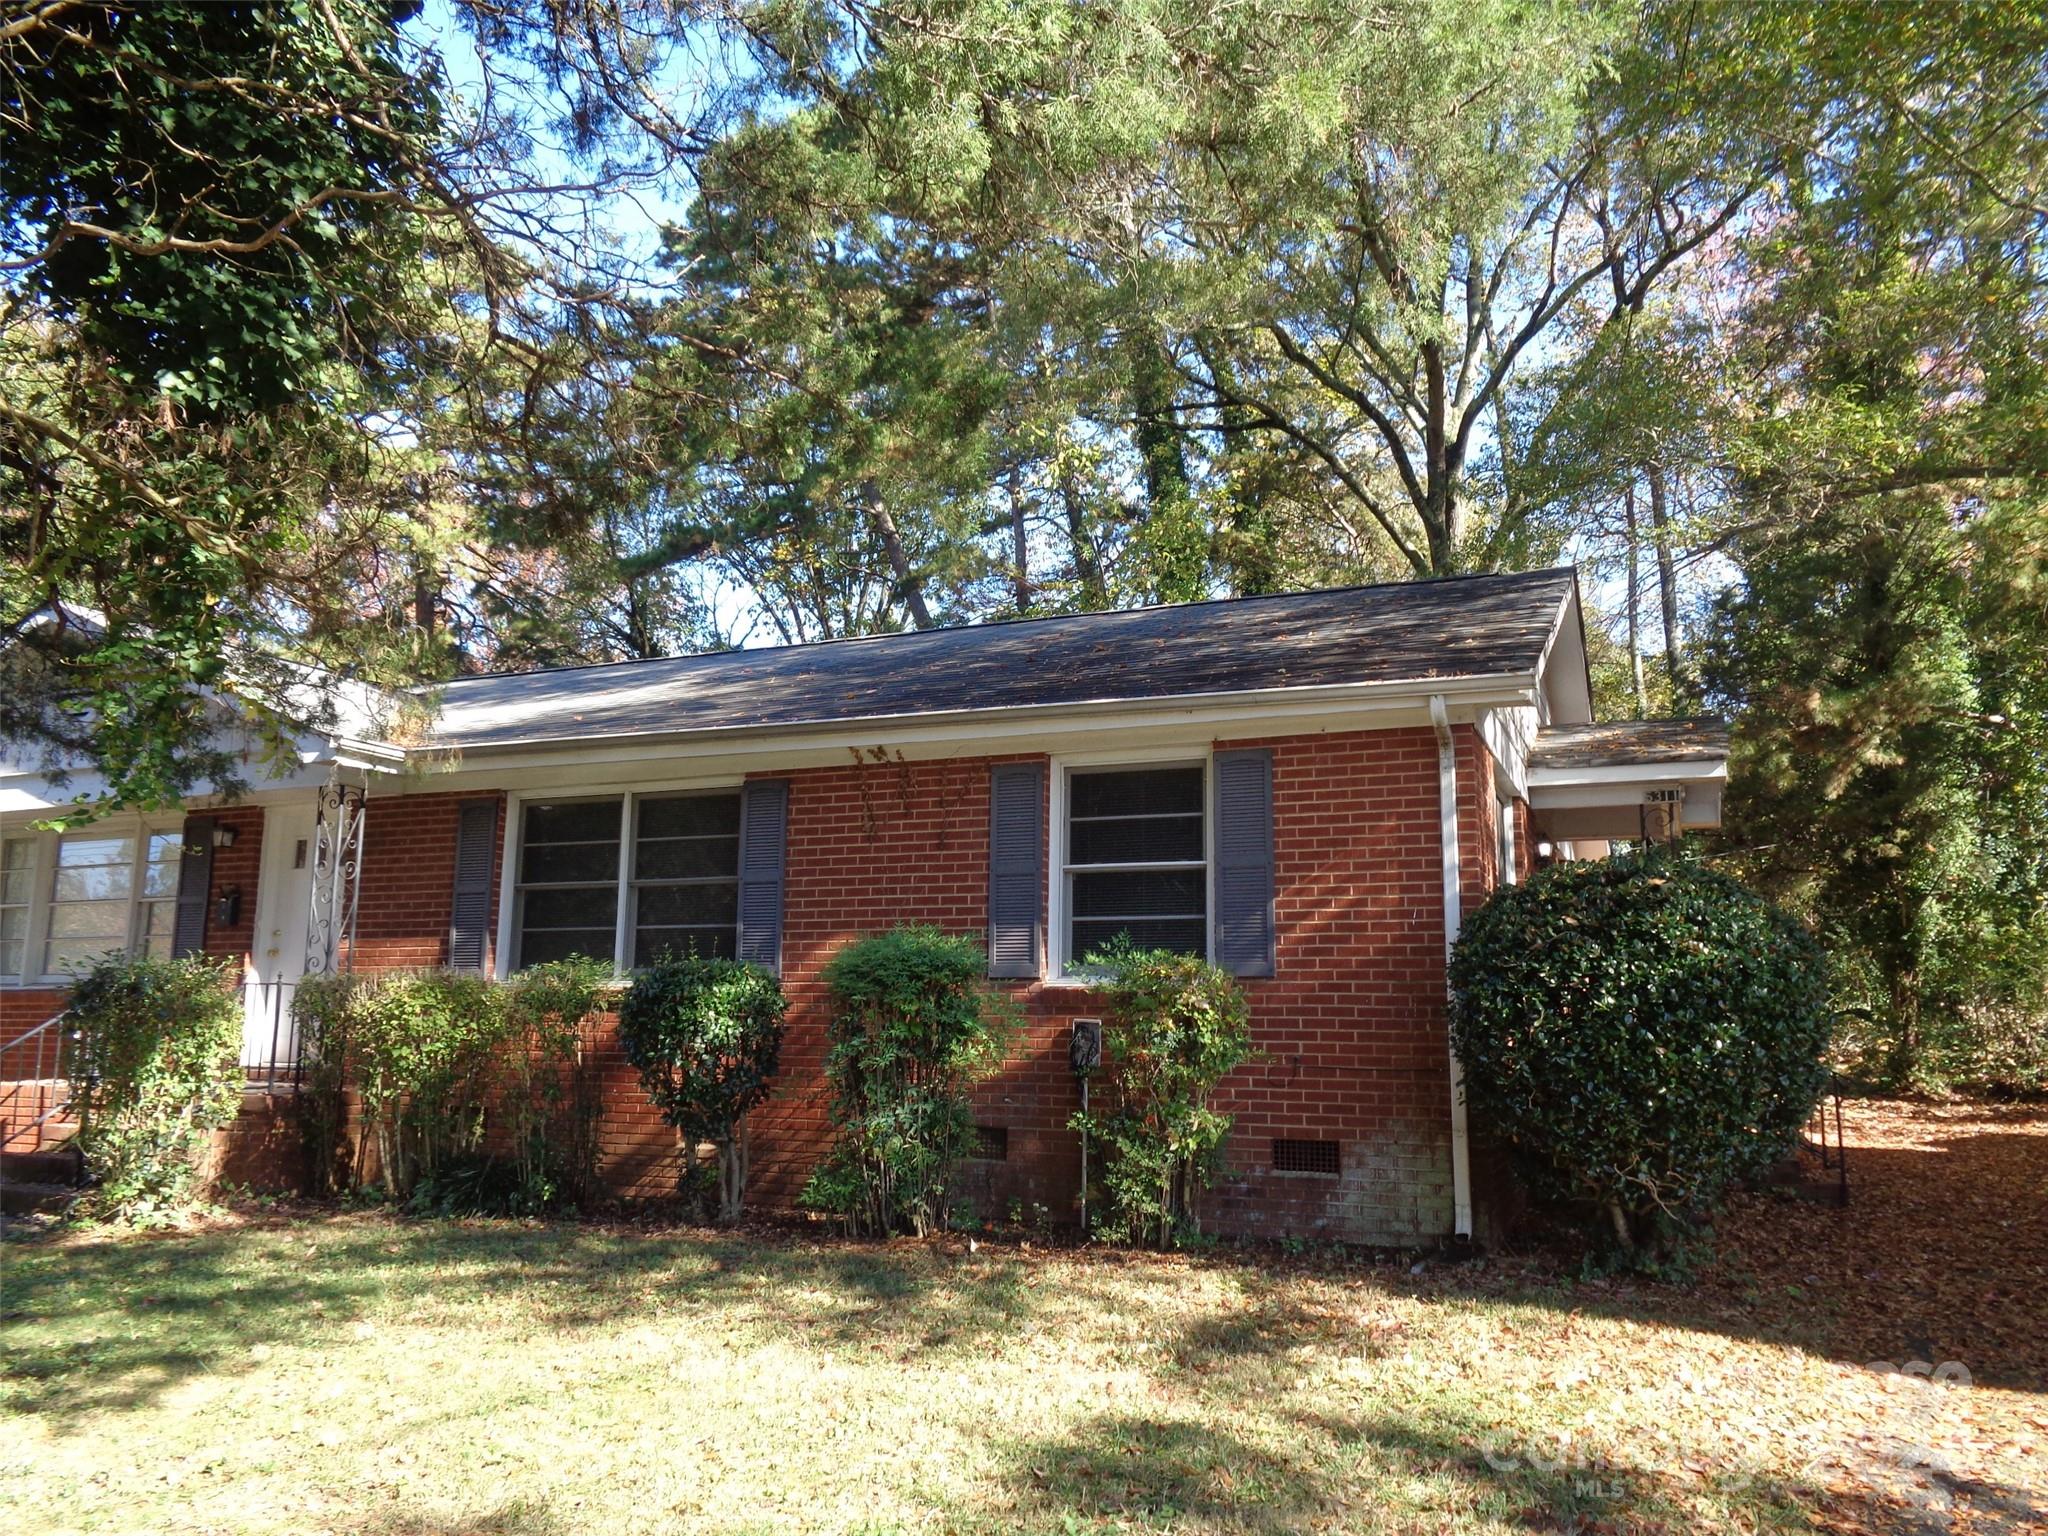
[197,806,265,967]
[557,727,1475,1245]
[344,791,506,973]
[10,732,1527,1238]
[1,988,69,1049]
[315,730,1495,1243]
[1196,727,1461,1243]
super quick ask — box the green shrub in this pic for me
[1074,943,1252,1247]
[346,969,506,1200]
[1450,851,1832,1261]
[293,971,358,1197]
[66,954,244,1223]
[801,925,1017,1237]
[295,963,612,1211]
[617,954,786,1221]
[496,957,615,1211]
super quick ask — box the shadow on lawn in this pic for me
[0,1216,1073,1426]
[1002,1398,2048,1536]
[354,1500,561,1536]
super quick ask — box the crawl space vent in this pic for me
[1272,1138,1341,1176]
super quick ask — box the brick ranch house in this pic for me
[1,568,1727,1245]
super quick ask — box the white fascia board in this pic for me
[1527,759,1728,793]
[406,674,1535,786]
[1531,581,1595,727]
[0,732,384,821]
[1478,706,1538,798]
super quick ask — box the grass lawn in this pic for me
[4,1103,2044,1535]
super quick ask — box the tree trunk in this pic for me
[412,560,436,637]
[1131,331,1205,602]
[1607,1198,1634,1253]
[1058,468,1107,607]
[1007,462,1032,614]
[1625,485,1648,715]
[859,479,934,630]
[1648,466,1686,703]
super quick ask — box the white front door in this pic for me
[243,799,317,1069]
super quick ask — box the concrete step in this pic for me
[0,1179,84,1218]
[1,1143,84,1186]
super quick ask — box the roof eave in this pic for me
[415,670,1539,762]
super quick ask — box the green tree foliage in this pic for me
[0,2,451,804]
[1449,855,1832,1263]
[618,954,787,1220]
[1696,0,2048,1085]
[0,1,681,803]
[1073,944,1252,1248]
[1704,505,2048,1088]
[802,926,1017,1237]
[65,954,243,1223]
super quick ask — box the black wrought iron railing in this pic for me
[1806,1073,1849,1206]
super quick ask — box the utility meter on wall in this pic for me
[1069,1018,1102,1077]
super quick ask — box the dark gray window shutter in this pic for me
[171,816,217,959]
[736,779,789,974]
[1212,749,1276,977]
[447,799,498,972]
[987,762,1044,979]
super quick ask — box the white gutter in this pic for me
[1429,694,1475,1241]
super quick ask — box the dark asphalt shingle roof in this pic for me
[423,568,1578,749]
[1528,718,1728,772]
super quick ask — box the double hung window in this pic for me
[512,792,742,969]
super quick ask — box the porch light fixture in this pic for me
[1536,840,1555,859]
[211,823,239,849]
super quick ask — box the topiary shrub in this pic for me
[617,954,786,1221]
[1450,851,1832,1261]
[66,954,244,1223]
[801,925,1018,1237]
[1074,943,1253,1247]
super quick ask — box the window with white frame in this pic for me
[42,826,183,976]
[1062,764,1208,969]
[512,791,742,970]
[1,833,35,979]
[630,792,741,966]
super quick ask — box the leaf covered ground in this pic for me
[1,1098,2042,1535]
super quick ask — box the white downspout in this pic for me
[1430,694,1475,1240]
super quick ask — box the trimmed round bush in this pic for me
[1449,852,1831,1254]
[617,954,786,1220]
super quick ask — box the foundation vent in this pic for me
[1272,1138,1341,1176]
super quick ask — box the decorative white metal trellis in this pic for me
[303,774,365,977]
